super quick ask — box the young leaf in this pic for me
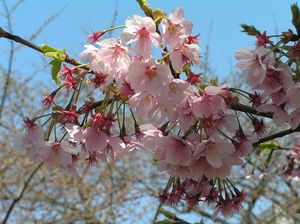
[50,59,62,86]
[241,24,260,36]
[40,44,65,61]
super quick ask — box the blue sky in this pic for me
[0,0,297,83]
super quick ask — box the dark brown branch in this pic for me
[0,27,90,71]
[253,125,300,146]
[231,103,273,118]
[2,163,42,224]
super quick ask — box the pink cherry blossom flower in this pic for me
[83,127,108,154]
[41,142,78,169]
[158,79,192,107]
[161,7,193,48]
[195,137,235,169]
[127,59,172,95]
[121,15,160,57]
[65,123,85,143]
[96,38,131,83]
[286,86,300,111]
[189,86,226,119]
[80,44,109,73]
[170,41,200,72]
[14,125,45,158]
[98,136,127,162]
[156,136,193,166]
[256,104,288,126]
[128,91,158,117]
[83,127,127,162]
[289,109,300,129]
[177,102,195,131]
[147,105,177,127]
[235,48,275,87]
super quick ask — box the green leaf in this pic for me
[241,24,260,36]
[291,4,300,35]
[258,141,279,153]
[50,59,62,86]
[40,44,65,61]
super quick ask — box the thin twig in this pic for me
[0,0,14,123]
[253,126,300,146]
[2,163,42,224]
[0,27,90,71]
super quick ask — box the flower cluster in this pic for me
[18,6,289,217]
[157,177,247,217]
[236,39,300,130]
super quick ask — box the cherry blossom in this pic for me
[121,15,160,57]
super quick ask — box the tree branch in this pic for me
[253,126,300,146]
[231,103,273,118]
[2,163,42,224]
[0,26,90,71]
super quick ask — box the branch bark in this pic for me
[0,26,89,71]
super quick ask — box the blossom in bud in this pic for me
[249,91,262,108]
[187,70,201,85]
[91,72,108,88]
[23,117,37,130]
[65,74,78,91]
[256,31,272,48]
[252,118,268,137]
[120,81,135,99]
[157,190,169,204]
[59,106,79,124]
[88,30,105,44]
[41,95,54,108]
[185,34,200,45]
[215,194,235,217]
[79,97,95,114]
[91,113,103,130]
[60,64,73,78]
[41,89,58,108]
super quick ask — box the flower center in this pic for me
[139,27,149,38]
[146,65,156,78]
